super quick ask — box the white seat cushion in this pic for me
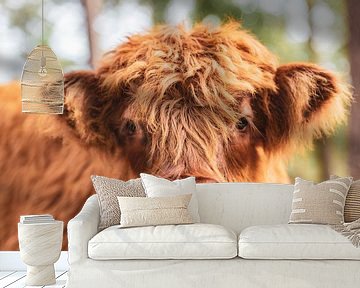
[89,223,237,260]
[238,224,360,260]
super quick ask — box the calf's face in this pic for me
[59,22,351,183]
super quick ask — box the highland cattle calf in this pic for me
[0,22,351,250]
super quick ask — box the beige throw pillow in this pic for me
[331,175,360,223]
[289,177,352,225]
[118,194,194,228]
[91,176,146,229]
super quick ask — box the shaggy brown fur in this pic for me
[0,21,351,250]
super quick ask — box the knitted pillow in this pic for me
[91,175,146,229]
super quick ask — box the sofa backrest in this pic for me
[196,182,293,233]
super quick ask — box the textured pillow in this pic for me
[140,173,200,222]
[289,177,352,225]
[331,175,360,223]
[91,175,146,229]
[117,194,194,228]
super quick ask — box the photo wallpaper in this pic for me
[0,0,359,251]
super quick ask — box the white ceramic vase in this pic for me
[18,221,63,286]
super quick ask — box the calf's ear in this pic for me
[51,70,112,146]
[269,63,352,149]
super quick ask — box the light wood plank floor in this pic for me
[0,271,67,288]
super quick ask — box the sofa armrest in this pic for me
[67,195,100,264]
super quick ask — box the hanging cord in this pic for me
[42,0,44,46]
[40,0,46,69]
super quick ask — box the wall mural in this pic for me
[0,21,351,250]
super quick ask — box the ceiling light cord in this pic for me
[42,0,44,47]
[40,0,45,67]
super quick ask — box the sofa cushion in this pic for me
[238,224,360,260]
[331,175,360,223]
[117,194,193,228]
[91,176,145,229]
[140,173,200,222]
[88,223,237,260]
[289,177,352,225]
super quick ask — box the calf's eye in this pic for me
[125,120,136,135]
[236,117,249,131]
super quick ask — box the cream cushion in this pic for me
[118,194,193,228]
[140,173,200,222]
[88,223,237,260]
[238,224,360,260]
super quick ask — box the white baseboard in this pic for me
[0,251,69,270]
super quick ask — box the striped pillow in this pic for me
[289,177,352,225]
[331,175,360,223]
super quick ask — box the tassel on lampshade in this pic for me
[21,0,64,114]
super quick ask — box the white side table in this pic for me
[18,221,63,286]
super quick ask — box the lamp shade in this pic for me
[21,45,64,114]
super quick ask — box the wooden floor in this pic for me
[0,271,67,288]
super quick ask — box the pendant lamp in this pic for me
[21,0,64,114]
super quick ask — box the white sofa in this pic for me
[66,182,360,288]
